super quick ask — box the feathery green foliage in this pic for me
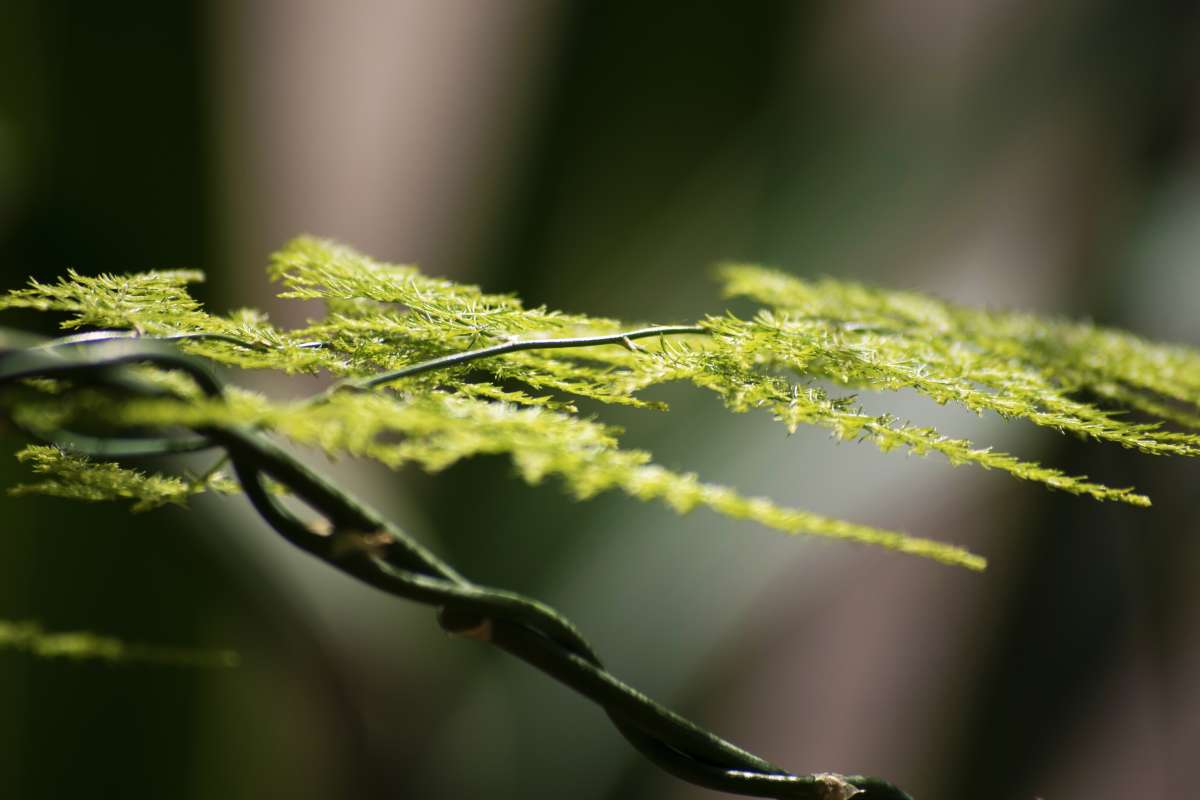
[0,619,238,667]
[3,236,1199,573]
[9,445,238,512]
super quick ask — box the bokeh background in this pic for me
[2,2,1199,798]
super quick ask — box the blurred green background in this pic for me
[2,2,1199,798]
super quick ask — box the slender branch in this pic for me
[343,324,708,390]
[16,325,707,396]
[33,330,270,351]
[30,329,325,352]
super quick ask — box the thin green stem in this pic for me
[33,330,270,351]
[189,453,231,491]
[341,324,708,391]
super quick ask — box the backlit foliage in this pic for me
[0,619,238,667]
[4,236,1200,571]
[10,444,238,512]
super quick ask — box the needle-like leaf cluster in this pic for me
[9,444,238,512]
[4,237,1199,571]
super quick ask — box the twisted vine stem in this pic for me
[0,327,912,800]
